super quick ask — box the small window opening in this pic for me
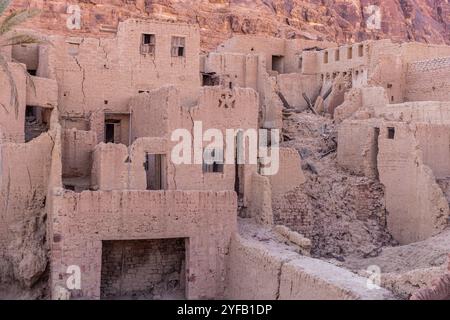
[387,127,395,139]
[358,44,364,57]
[140,34,155,55]
[203,149,224,173]
[171,36,186,57]
[324,51,329,64]
[202,72,219,86]
[25,106,50,142]
[335,49,340,61]
[104,113,130,145]
[347,47,353,59]
[272,55,284,73]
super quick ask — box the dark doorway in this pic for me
[25,106,51,142]
[374,127,380,179]
[105,121,116,143]
[201,72,219,86]
[100,238,187,300]
[234,132,244,201]
[104,113,131,145]
[145,154,165,190]
[272,55,285,73]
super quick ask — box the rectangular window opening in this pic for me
[358,44,364,57]
[347,47,353,59]
[387,127,395,140]
[272,55,285,73]
[324,51,329,64]
[203,149,224,173]
[335,49,340,61]
[171,36,186,57]
[140,34,155,55]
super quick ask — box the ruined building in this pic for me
[0,17,449,300]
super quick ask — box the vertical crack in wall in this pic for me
[275,257,294,300]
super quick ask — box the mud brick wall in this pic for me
[100,238,186,299]
[406,57,450,101]
[49,190,237,299]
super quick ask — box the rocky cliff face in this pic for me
[8,0,450,50]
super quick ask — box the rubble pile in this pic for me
[277,111,396,259]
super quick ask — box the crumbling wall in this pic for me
[334,88,363,122]
[279,113,392,259]
[337,120,379,178]
[246,172,273,225]
[378,123,449,244]
[49,190,237,299]
[276,73,321,111]
[202,52,259,90]
[225,234,394,300]
[0,130,54,289]
[334,87,389,122]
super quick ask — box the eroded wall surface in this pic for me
[225,234,394,300]
[0,131,54,286]
[378,123,449,244]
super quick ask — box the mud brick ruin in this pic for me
[1,16,450,300]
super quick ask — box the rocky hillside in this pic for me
[8,0,450,50]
